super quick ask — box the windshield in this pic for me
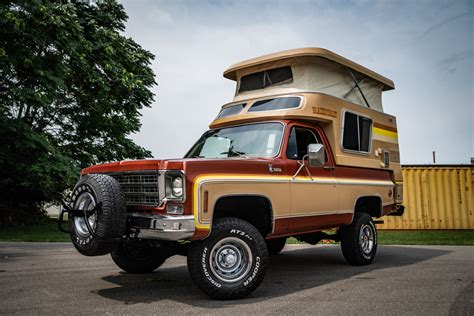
[185,122,284,159]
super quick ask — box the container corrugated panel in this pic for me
[379,166,474,230]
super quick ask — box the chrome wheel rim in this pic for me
[359,224,375,254]
[73,192,97,238]
[209,237,253,283]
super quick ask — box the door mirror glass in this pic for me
[307,143,325,167]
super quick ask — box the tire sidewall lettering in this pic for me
[230,229,253,241]
[201,246,222,288]
[243,256,260,287]
[70,183,96,246]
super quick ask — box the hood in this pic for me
[81,157,278,175]
[81,159,184,175]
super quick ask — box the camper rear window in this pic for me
[239,66,293,92]
[216,103,246,118]
[342,111,372,153]
[248,97,300,112]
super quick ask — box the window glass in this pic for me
[342,111,372,153]
[286,128,298,159]
[216,103,246,119]
[248,97,300,112]
[286,127,320,160]
[359,116,372,152]
[267,66,293,85]
[239,72,264,92]
[342,112,359,151]
[185,123,284,159]
[239,66,293,92]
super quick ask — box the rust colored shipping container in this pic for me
[379,165,474,230]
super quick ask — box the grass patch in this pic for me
[0,218,69,242]
[377,230,474,245]
[287,230,474,246]
[1,219,473,245]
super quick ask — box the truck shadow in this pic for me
[94,245,449,307]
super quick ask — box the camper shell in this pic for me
[213,48,402,182]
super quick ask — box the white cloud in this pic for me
[121,0,473,164]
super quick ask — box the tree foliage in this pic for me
[0,0,155,225]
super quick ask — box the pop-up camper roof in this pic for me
[224,48,394,112]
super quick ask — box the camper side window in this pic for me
[342,111,372,153]
[239,66,293,92]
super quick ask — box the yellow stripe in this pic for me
[373,127,398,139]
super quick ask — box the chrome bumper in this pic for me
[129,213,195,241]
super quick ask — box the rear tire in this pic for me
[111,241,168,273]
[340,213,377,266]
[266,237,287,255]
[187,218,269,300]
[68,174,127,256]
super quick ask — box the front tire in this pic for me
[111,240,168,273]
[187,218,269,300]
[340,213,377,266]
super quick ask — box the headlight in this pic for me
[171,177,183,197]
[163,172,185,202]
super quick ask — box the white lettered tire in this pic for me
[68,174,127,256]
[187,217,269,300]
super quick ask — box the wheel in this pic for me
[266,237,287,255]
[340,213,377,266]
[68,174,127,256]
[187,217,269,300]
[111,240,168,273]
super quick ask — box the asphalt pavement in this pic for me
[0,242,472,315]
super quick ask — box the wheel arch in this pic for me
[353,195,383,218]
[211,194,275,237]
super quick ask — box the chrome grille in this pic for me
[109,172,159,206]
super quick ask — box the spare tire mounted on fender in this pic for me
[68,174,127,256]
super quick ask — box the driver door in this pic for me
[286,124,339,233]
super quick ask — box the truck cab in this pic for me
[63,48,403,300]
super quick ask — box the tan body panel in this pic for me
[290,178,338,217]
[337,182,394,214]
[196,177,291,225]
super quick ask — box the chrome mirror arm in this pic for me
[292,154,313,181]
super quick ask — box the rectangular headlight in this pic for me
[164,171,185,202]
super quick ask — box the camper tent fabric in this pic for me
[232,57,385,112]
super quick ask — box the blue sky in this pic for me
[121,0,473,164]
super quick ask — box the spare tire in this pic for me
[68,174,127,256]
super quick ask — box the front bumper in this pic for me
[129,213,195,241]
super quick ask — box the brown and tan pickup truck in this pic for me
[61,48,404,299]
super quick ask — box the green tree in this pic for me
[0,0,155,226]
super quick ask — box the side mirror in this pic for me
[307,143,325,167]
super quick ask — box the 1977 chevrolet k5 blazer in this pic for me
[61,48,404,299]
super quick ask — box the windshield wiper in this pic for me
[220,149,249,158]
